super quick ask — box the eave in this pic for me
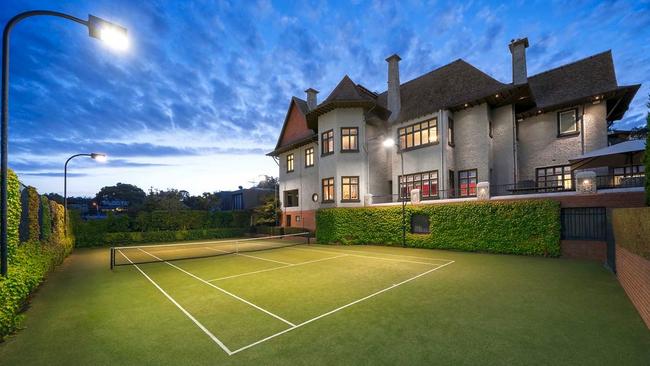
[266,134,318,157]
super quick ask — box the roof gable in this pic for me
[324,75,376,103]
[273,97,315,152]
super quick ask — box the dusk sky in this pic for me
[2,0,649,197]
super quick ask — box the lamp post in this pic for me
[64,153,107,234]
[382,138,406,247]
[1,11,128,276]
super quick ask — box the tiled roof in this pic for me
[376,59,507,123]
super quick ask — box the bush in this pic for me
[7,169,21,259]
[19,186,40,243]
[76,227,248,247]
[316,200,561,256]
[39,196,52,241]
[613,207,650,260]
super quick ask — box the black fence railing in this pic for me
[561,207,607,241]
[368,173,645,204]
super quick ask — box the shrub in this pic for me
[39,195,52,241]
[6,169,21,259]
[316,200,561,256]
[19,186,40,243]
[613,207,650,260]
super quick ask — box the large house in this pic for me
[268,38,641,231]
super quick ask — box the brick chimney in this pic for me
[386,54,401,123]
[508,38,529,85]
[305,88,319,110]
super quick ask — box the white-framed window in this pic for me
[286,153,294,172]
[557,109,579,136]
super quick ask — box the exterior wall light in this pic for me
[477,182,490,201]
[575,171,597,195]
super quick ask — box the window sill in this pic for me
[448,143,455,148]
[321,200,334,204]
[321,152,334,157]
[286,170,294,173]
[398,141,439,153]
[557,131,580,138]
[340,199,360,203]
[304,165,314,169]
[340,149,360,153]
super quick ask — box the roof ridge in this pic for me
[528,50,612,79]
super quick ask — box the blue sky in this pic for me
[2,0,649,196]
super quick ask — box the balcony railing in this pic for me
[368,173,645,204]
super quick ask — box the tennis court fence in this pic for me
[110,232,311,269]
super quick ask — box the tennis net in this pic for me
[110,232,311,268]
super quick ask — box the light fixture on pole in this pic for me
[1,10,128,276]
[382,137,406,247]
[64,153,107,234]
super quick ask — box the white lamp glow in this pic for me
[382,138,395,148]
[88,15,129,52]
[91,153,108,162]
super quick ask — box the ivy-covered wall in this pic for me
[7,169,21,258]
[39,195,52,241]
[19,186,40,243]
[316,200,561,256]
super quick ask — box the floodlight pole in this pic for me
[64,153,94,235]
[1,10,125,276]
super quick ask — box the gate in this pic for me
[560,207,607,241]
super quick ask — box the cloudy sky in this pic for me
[2,0,649,196]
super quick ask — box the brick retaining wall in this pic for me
[561,240,606,261]
[616,246,650,329]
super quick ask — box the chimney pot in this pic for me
[509,37,529,85]
[386,54,401,123]
[305,88,319,110]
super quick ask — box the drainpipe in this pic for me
[512,105,518,184]
[439,109,446,197]
[580,103,586,155]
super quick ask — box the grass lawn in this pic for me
[0,242,648,365]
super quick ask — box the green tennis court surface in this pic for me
[1,240,649,365]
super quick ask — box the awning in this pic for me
[570,139,646,169]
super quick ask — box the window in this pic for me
[341,176,359,202]
[398,118,438,150]
[398,171,439,200]
[448,170,455,197]
[233,193,243,210]
[448,118,454,146]
[613,165,645,186]
[305,147,314,167]
[536,165,572,191]
[458,169,477,197]
[322,130,334,155]
[558,109,579,136]
[286,214,292,227]
[283,189,299,207]
[286,153,294,172]
[411,215,430,234]
[322,177,334,202]
[340,127,359,152]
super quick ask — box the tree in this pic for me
[256,175,278,190]
[645,95,649,206]
[253,196,280,226]
[142,188,188,211]
[45,193,64,204]
[183,192,221,211]
[95,183,146,208]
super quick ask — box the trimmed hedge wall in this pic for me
[76,227,248,247]
[317,200,561,256]
[1,175,73,340]
[613,207,650,260]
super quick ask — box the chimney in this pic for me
[386,54,401,123]
[305,88,319,110]
[509,38,529,84]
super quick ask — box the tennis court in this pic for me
[110,233,454,356]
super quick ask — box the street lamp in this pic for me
[1,11,128,276]
[382,137,406,247]
[64,153,107,234]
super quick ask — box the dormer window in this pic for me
[557,109,579,136]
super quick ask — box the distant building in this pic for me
[217,187,275,211]
[99,199,129,213]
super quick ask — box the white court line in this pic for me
[208,254,349,282]
[117,250,234,355]
[137,248,296,327]
[229,260,455,355]
[307,245,455,262]
[290,246,442,266]
[203,246,294,265]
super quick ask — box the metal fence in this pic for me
[560,207,607,241]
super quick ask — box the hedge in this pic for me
[19,186,40,243]
[76,227,248,247]
[254,226,312,236]
[39,195,52,241]
[613,207,650,260]
[316,200,561,256]
[7,169,21,258]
